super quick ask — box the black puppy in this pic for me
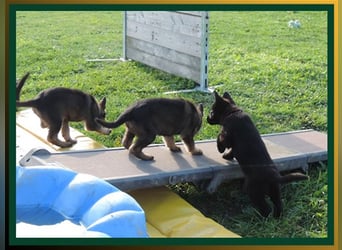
[16,73,111,148]
[207,91,308,218]
[97,98,203,161]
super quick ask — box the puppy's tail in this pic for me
[16,99,39,108]
[278,172,309,184]
[96,112,130,129]
[16,72,30,101]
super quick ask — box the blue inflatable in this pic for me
[16,165,148,238]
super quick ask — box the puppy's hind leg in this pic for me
[247,182,272,218]
[163,136,181,152]
[33,109,48,128]
[122,129,135,149]
[269,183,283,218]
[61,119,77,145]
[181,135,202,155]
[47,120,74,148]
[129,134,156,161]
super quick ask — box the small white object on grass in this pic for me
[288,20,301,28]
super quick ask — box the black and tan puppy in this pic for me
[97,98,203,161]
[207,91,308,218]
[16,74,111,148]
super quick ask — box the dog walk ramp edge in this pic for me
[19,129,327,192]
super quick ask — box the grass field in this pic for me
[15,10,329,238]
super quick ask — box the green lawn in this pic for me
[15,10,329,238]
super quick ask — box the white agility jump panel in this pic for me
[123,11,209,91]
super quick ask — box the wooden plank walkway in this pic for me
[19,129,327,192]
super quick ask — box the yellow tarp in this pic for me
[130,187,240,238]
[16,109,240,238]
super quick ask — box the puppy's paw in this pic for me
[53,141,75,148]
[170,146,182,153]
[130,148,154,161]
[67,139,77,145]
[138,154,154,161]
[222,150,234,160]
[217,144,226,153]
[191,148,203,155]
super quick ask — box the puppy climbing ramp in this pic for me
[19,129,327,192]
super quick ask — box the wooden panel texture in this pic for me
[125,11,207,83]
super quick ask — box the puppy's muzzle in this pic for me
[207,115,216,125]
[100,127,112,135]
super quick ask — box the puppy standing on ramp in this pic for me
[97,98,204,161]
[207,91,308,218]
[16,73,111,148]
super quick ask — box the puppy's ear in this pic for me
[99,97,106,109]
[222,92,230,99]
[223,92,236,105]
[213,91,227,105]
[213,91,220,101]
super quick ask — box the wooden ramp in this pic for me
[19,129,327,192]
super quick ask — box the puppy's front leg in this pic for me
[222,149,234,160]
[217,132,226,153]
[217,130,234,160]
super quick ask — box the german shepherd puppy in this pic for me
[207,91,308,218]
[16,73,111,148]
[97,98,203,161]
